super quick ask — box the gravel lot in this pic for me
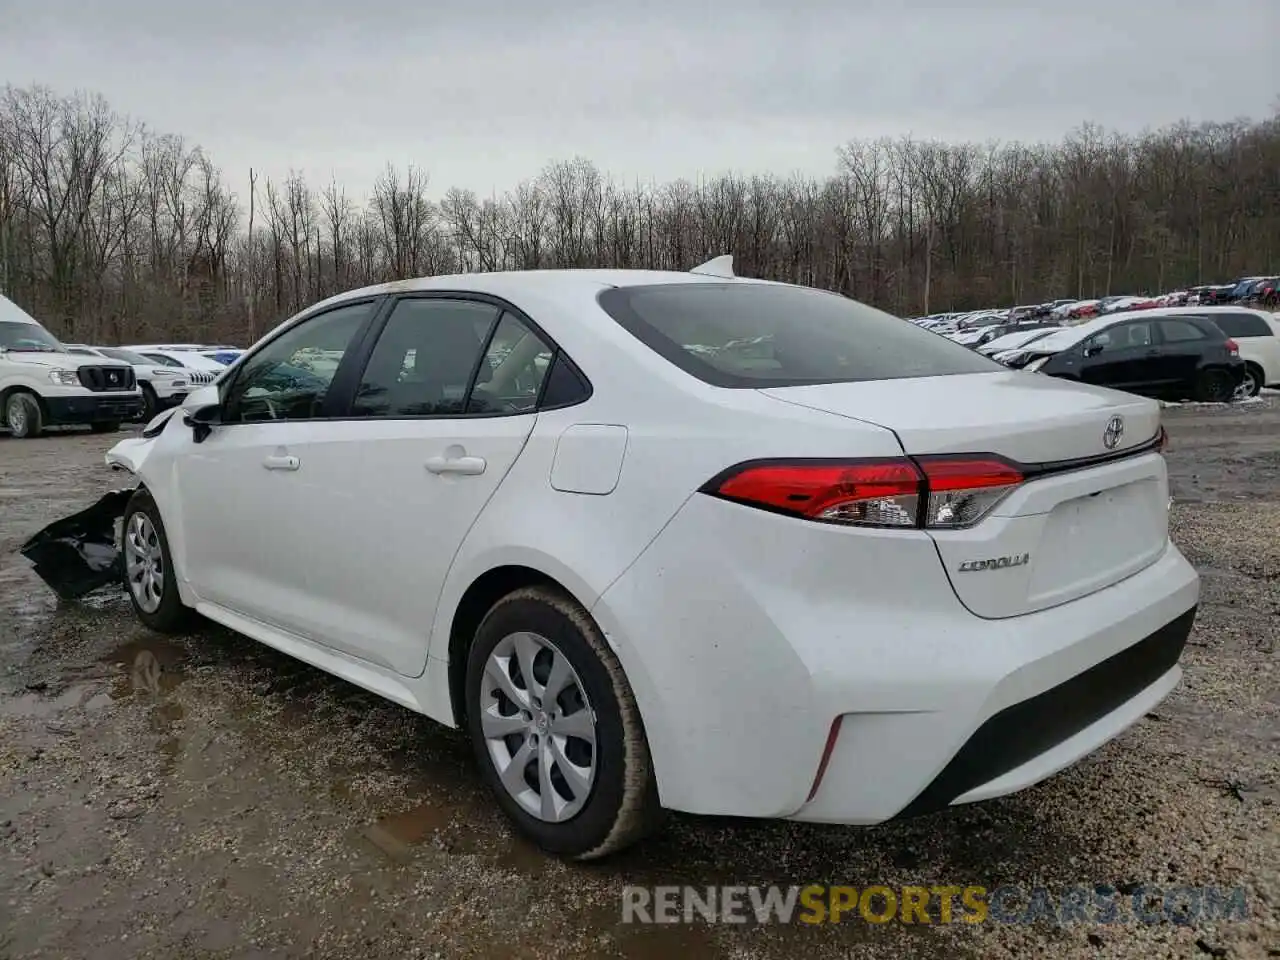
[1,401,1277,960]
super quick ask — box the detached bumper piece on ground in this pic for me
[20,490,131,600]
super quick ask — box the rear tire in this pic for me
[91,421,120,434]
[464,586,661,860]
[121,489,196,633]
[4,391,43,439]
[1195,368,1236,403]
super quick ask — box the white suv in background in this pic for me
[123,346,225,389]
[0,296,143,438]
[63,344,193,420]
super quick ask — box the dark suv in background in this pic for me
[1005,314,1246,402]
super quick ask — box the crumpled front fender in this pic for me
[105,407,179,475]
[105,436,154,475]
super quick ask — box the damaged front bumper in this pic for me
[19,415,173,599]
[20,490,133,600]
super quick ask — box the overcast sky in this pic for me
[3,0,1275,203]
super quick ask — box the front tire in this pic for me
[122,489,195,633]
[141,383,159,420]
[465,586,661,860]
[5,391,43,439]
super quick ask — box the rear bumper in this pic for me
[593,494,1199,822]
[45,393,144,424]
[890,606,1193,818]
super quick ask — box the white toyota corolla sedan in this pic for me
[104,258,1200,859]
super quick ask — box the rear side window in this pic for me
[1156,320,1206,343]
[597,283,1000,387]
[1208,312,1272,338]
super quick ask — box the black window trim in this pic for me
[213,290,593,426]
[324,290,592,421]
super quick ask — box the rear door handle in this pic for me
[425,455,487,476]
[263,455,300,471]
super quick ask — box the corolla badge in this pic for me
[958,553,1030,573]
[1103,415,1124,449]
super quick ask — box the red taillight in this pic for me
[705,455,1024,529]
[916,456,1024,528]
[713,459,923,526]
[1225,338,1239,355]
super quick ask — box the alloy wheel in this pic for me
[124,513,165,613]
[479,631,597,823]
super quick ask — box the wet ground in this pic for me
[1,403,1277,960]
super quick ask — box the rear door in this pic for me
[1153,317,1214,390]
[289,297,558,677]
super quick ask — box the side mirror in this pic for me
[1083,343,1104,358]
[182,402,222,444]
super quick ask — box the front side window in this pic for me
[352,299,500,418]
[597,283,1001,387]
[222,302,373,423]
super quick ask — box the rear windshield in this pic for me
[1201,312,1273,338]
[596,283,1001,387]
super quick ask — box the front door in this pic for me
[176,300,378,630]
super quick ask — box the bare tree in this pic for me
[0,83,1276,344]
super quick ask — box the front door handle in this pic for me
[425,455,487,476]
[263,454,300,471]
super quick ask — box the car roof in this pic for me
[1120,305,1275,324]
[316,269,773,311]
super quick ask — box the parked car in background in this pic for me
[1244,277,1278,307]
[0,296,142,438]
[1119,306,1280,398]
[99,261,1199,859]
[123,347,225,387]
[63,344,193,419]
[1224,277,1272,303]
[201,348,244,366]
[1004,313,1245,402]
[978,325,1065,358]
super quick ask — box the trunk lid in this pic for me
[760,372,1170,618]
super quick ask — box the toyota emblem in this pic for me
[1103,415,1124,449]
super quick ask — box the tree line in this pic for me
[1,83,1277,346]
